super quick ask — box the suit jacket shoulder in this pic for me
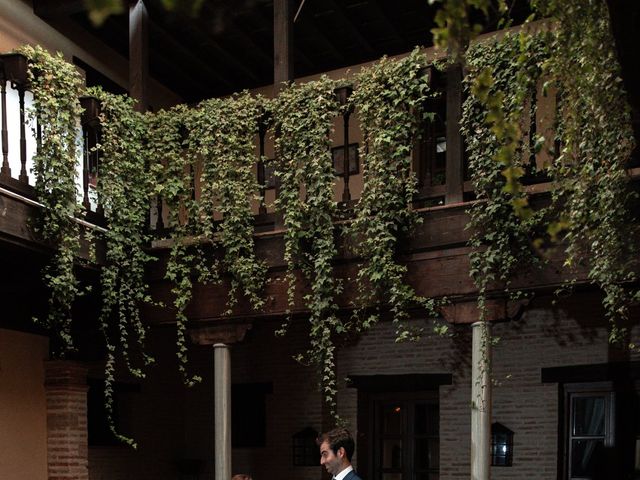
[344,469,363,480]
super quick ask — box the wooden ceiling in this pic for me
[32,0,529,103]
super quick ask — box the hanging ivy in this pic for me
[148,104,205,386]
[350,49,439,341]
[87,87,156,446]
[462,31,550,319]
[18,45,86,356]
[532,0,639,343]
[186,93,267,313]
[271,77,343,414]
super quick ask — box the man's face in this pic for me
[320,440,343,476]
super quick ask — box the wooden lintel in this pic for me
[440,298,531,324]
[189,323,252,346]
[129,0,148,112]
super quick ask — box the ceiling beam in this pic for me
[148,21,236,95]
[33,0,86,18]
[322,0,375,56]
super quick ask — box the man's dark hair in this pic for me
[317,428,355,462]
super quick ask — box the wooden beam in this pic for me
[445,64,464,204]
[274,0,294,89]
[322,0,375,56]
[149,20,235,94]
[33,0,86,18]
[129,0,148,112]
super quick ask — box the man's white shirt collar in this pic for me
[334,465,353,480]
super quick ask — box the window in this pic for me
[562,381,640,480]
[372,393,440,480]
[292,427,319,466]
[231,382,272,448]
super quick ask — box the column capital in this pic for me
[440,297,530,324]
[189,323,252,346]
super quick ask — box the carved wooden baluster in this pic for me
[18,87,28,183]
[335,85,353,203]
[94,129,104,217]
[82,127,91,210]
[257,110,270,215]
[527,86,538,178]
[156,193,165,231]
[0,79,9,177]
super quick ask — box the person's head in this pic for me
[232,475,251,480]
[317,428,355,476]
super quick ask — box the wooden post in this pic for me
[273,0,293,228]
[273,0,293,91]
[1,79,10,177]
[445,64,464,204]
[214,343,232,480]
[129,0,148,113]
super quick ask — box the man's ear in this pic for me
[337,447,346,459]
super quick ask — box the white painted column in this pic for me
[214,343,231,480]
[471,321,492,480]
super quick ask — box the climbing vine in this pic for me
[185,93,266,313]
[350,49,439,341]
[18,45,85,356]
[533,0,639,343]
[271,77,343,414]
[88,87,156,446]
[462,31,549,319]
[148,104,204,387]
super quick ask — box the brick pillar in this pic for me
[44,360,89,480]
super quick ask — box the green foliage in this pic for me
[186,93,267,313]
[151,94,267,386]
[18,45,85,356]
[429,0,496,60]
[147,104,204,387]
[461,5,638,342]
[350,49,439,340]
[271,77,343,415]
[87,87,157,447]
[533,0,639,343]
[462,31,550,311]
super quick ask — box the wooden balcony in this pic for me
[0,53,104,255]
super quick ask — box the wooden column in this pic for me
[471,321,491,480]
[273,0,293,228]
[445,64,464,204]
[273,0,293,90]
[129,0,148,112]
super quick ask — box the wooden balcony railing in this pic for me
[0,51,558,241]
[149,63,564,235]
[0,53,101,223]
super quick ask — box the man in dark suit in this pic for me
[318,428,363,480]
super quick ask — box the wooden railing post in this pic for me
[18,87,28,183]
[0,76,9,178]
[335,85,353,204]
[257,110,270,216]
[445,63,464,204]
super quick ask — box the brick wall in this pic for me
[44,361,89,480]
[85,292,640,480]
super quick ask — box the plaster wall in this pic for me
[0,328,49,480]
